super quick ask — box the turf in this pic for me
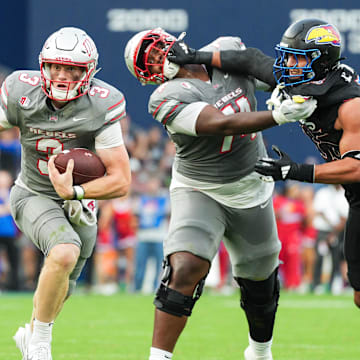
[0,290,358,359]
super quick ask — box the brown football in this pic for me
[54,148,106,185]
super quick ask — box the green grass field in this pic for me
[0,290,358,360]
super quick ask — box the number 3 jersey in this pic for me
[0,70,126,199]
[148,37,273,208]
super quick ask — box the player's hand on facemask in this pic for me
[167,33,199,64]
[268,86,317,125]
[255,145,314,182]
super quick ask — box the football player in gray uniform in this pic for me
[2,27,131,360]
[124,28,316,360]
[168,19,360,312]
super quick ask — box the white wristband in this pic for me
[73,185,85,200]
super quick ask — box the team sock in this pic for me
[248,334,273,357]
[149,346,173,360]
[29,319,53,346]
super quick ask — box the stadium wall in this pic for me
[1,0,360,162]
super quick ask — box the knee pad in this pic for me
[153,257,206,317]
[235,268,280,314]
[235,268,280,341]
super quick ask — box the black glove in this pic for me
[255,145,315,182]
[167,40,212,65]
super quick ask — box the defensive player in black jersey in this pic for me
[167,18,360,309]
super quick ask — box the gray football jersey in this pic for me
[1,70,126,199]
[149,37,268,184]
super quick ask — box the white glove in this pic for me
[63,199,97,226]
[272,96,317,125]
[266,84,285,111]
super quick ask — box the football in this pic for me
[54,148,106,185]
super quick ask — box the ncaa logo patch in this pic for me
[19,96,30,107]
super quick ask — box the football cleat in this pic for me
[244,346,273,360]
[28,342,52,360]
[13,323,32,360]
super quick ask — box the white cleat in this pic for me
[244,346,273,360]
[28,342,52,360]
[13,324,32,360]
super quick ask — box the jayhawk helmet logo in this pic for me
[305,24,341,47]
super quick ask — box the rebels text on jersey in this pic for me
[0,70,126,199]
[148,37,269,184]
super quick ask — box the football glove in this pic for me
[255,145,315,182]
[266,84,285,110]
[167,33,212,65]
[268,86,317,125]
[167,39,198,64]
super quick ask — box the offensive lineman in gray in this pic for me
[124,29,316,360]
[2,28,131,360]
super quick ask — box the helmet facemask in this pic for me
[39,27,99,101]
[41,60,96,101]
[273,46,321,86]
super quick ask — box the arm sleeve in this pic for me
[95,122,124,149]
[220,48,276,88]
[166,101,208,136]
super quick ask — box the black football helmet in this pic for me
[273,18,342,86]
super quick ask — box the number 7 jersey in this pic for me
[148,37,269,184]
[0,70,126,199]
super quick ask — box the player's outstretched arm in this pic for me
[217,48,276,87]
[195,94,317,135]
[255,99,360,185]
[314,98,360,183]
[168,40,276,87]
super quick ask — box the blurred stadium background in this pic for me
[2,0,360,161]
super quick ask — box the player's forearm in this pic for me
[218,48,276,87]
[81,175,131,200]
[197,110,277,135]
[314,157,360,183]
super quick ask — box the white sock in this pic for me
[248,334,272,356]
[149,346,173,360]
[30,319,54,346]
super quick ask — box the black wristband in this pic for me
[289,163,315,183]
[70,187,76,200]
[194,51,213,65]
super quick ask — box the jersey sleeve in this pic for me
[92,81,127,138]
[148,80,208,135]
[95,121,124,149]
[104,91,126,125]
[0,71,28,127]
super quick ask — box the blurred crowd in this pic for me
[0,116,352,296]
